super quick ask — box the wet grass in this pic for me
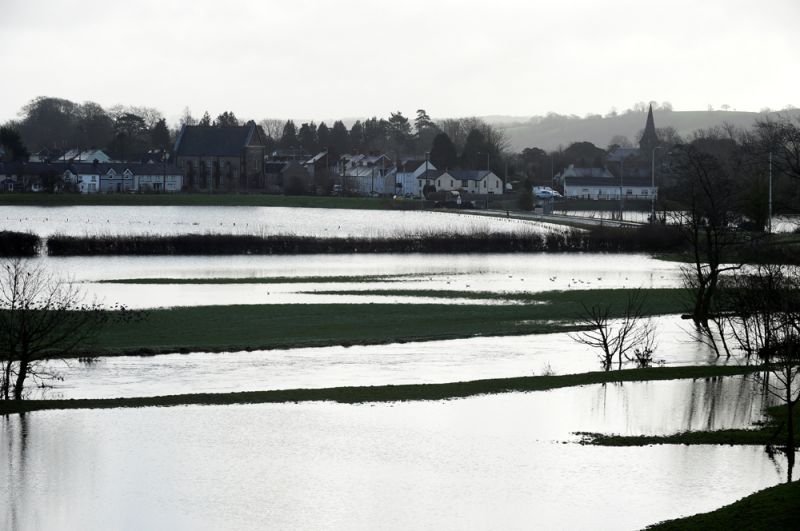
[74,289,686,356]
[43,224,687,256]
[578,403,800,447]
[303,288,683,305]
[646,479,800,530]
[0,365,762,415]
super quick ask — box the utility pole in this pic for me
[768,151,773,233]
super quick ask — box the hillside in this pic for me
[495,109,800,152]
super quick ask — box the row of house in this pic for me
[0,161,182,193]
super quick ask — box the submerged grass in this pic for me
[579,403,800,448]
[0,365,761,415]
[646,480,800,530]
[44,224,687,256]
[76,289,686,356]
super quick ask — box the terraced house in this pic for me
[173,122,267,191]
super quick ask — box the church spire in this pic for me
[639,104,659,153]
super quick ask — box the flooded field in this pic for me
[1,205,792,530]
[32,252,683,307]
[1,399,792,531]
[0,205,563,237]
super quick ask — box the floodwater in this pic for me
[1,206,788,529]
[41,315,716,400]
[32,252,683,307]
[0,205,564,237]
[1,397,792,531]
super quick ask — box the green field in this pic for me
[647,480,800,530]
[81,288,685,356]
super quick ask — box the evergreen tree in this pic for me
[280,120,299,150]
[460,129,489,170]
[213,111,239,127]
[349,120,364,152]
[429,132,458,171]
[331,121,350,157]
[198,111,212,127]
[298,122,319,153]
[0,126,30,162]
[317,122,330,150]
[150,118,171,149]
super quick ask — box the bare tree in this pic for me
[669,142,744,329]
[571,291,657,371]
[258,118,286,143]
[0,259,111,400]
[720,264,800,459]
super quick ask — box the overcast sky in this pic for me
[1,0,798,125]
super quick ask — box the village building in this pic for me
[339,154,396,195]
[173,122,266,191]
[64,162,183,193]
[396,159,437,197]
[429,170,503,194]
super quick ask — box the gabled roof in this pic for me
[561,165,615,179]
[443,170,494,181]
[418,169,444,180]
[174,123,263,157]
[67,162,181,175]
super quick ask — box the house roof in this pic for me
[305,151,328,165]
[174,124,262,157]
[443,170,494,181]
[67,162,181,175]
[564,176,653,187]
[561,165,615,179]
[418,169,444,180]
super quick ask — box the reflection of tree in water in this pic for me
[590,376,768,434]
[2,413,29,530]
[685,375,766,432]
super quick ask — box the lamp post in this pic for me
[650,146,664,223]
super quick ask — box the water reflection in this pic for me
[0,400,795,531]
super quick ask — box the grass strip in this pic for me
[300,289,682,304]
[77,289,686,356]
[646,480,800,530]
[0,365,761,415]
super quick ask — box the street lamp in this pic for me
[650,146,664,223]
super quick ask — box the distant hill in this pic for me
[493,109,800,152]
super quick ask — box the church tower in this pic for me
[638,104,659,155]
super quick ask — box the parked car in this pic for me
[534,187,562,199]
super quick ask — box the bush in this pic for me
[0,231,41,257]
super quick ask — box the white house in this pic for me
[429,170,503,194]
[563,176,657,200]
[396,159,437,197]
[60,149,113,163]
[65,163,183,193]
[339,154,396,195]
